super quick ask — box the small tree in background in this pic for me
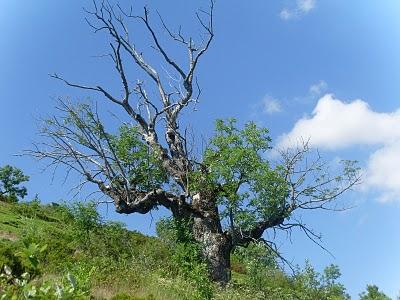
[0,165,29,203]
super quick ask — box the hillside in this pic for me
[0,200,374,299]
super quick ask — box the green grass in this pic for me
[0,200,213,299]
[0,200,353,300]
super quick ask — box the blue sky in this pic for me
[1,0,400,298]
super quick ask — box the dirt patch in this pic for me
[0,230,18,242]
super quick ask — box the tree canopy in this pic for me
[0,165,29,203]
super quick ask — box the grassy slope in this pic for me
[0,201,355,300]
[0,201,248,299]
[0,201,178,299]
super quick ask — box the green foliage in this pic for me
[227,242,350,300]
[359,285,391,300]
[0,200,167,299]
[0,240,47,280]
[67,202,101,244]
[0,165,29,203]
[191,119,289,231]
[156,217,178,245]
[0,240,78,299]
[0,265,89,299]
[156,217,213,300]
[170,242,213,300]
[50,102,168,192]
[292,262,350,300]
[232,241,278,287]
[10,197,65,224]
[233,241,277,271]
[156,217,193,245]
[0,241,27,278]
[17,242,47,275]
[213,259,351,300]
[110,125,168,191]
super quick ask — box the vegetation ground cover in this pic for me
[0,199,390,299]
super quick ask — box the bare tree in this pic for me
[28,1,361,284]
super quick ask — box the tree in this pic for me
[359,285,391,300]
[28,1,361,284]
[0,165,29,203]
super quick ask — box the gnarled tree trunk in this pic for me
[192,193,232,284]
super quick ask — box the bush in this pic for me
[0,241,26,278]
[156,217,213,300]
[0,268,89,299]
[68,202,101,240]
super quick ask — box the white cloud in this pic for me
[278,94,400,202]
[364,141,400,202]
[298,0,316,13]
[280,0,316,20]
[309,80,327,96]
[278,94,400,150]
[262,96,282,114]
[279,9,294,21]
[258,80,326,116]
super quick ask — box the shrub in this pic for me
[0,268,89,299]
[156,217,213,300]
[0,241,26,278]
[66,201,101,247]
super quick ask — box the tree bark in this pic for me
[196,227,232,284]
[192,193,232,284]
